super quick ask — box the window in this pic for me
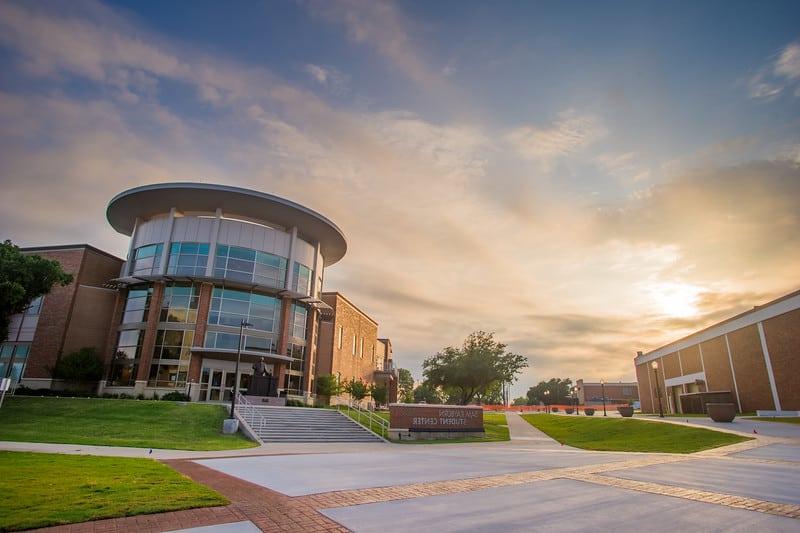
[25,296,43,316]
[121,285,153,324]
[148,329,194,387]
[337,325,343,349]
[214,245,287,288]
[208,288,279,332]
[0,343,30,383]
[108,329,144,386]
[160,284,199,323]
[204,331,275,354]
[130,243,163,275]
[352,334,356,356]
[359,337,364,358]
[167,242,209,276]
[292,262,313,296]
[290,304,308,340]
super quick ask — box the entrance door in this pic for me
[200,366,253,402]
[207,369,224,401]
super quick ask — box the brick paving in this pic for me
[25,436,800,532]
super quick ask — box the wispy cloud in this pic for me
[747,40,800,100]
[504,110,606,167]
[303,64,350,94]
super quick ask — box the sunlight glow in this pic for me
[649,282,702,318]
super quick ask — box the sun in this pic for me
[650,282,701,318]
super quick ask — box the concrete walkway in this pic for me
[504,411,563,447]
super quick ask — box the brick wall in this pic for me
[319,293,379,388]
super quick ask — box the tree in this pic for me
[412,382,443,404]
[315,374,340,406]
[474,380,504,405]
[397,368,414,403]
[370,383,388,407]
[0,240,72,341]
[52,347,104,382]
[512,396,528,406]
[526,378,573,405]
[344,378,369,404]
[422,331,527,405]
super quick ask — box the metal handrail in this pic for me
[234,392,269,442]
[337,400,389,438]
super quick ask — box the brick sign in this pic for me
[389,403,484,431]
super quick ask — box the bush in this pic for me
[565,408,574,414]
[585,408,595,416]
[119,393,133,399]
[286,399,308,407]
[14,386,97,398]
[551,407,559,412]
[52,347,103,382]
[161,391,190,402]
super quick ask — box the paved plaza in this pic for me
[17,413,800,532]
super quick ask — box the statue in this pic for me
[249,357,273,397]
[253,357,268,377]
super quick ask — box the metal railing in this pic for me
[337,400,389,438]
[233,391,268,442]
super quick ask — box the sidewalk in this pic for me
[0,439,389,459]
[504,411,564,448]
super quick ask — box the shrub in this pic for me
[52,347,103,382]
[585,408,595,416]
[286,399,307,407]
[161,391,189,402]
[370,384,388,407]
[565,408,574,414]
[119,393,133,399]
[551,407,559,412]
[343,378,369,404]
[315,374,340,406]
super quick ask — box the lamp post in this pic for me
[652,361,664,418]
[230,320,253,418]
[573,387,579,415]
[543,390,550,413]
[600,379,607,416]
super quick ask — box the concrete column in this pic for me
[158,208,177,275]
[311,241,321,298]
[205,208,222,277]
[284,226,298,291]
[124,217,140,276]
[757,321,782,412]
[275,361,287,393]
[135,282,165,384]
[302,307,318,395]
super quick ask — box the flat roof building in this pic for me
[575,379,638,406]
[634,289,800,416]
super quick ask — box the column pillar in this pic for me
[302,308,318,395]
[135,282,165,390]
[99,287,128,393]
[188,282,214,391]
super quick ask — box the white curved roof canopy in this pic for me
[107,182,347,264]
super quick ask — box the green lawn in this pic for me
[748,416,800,425]
[0,451,227,531]
[0,397,257,450]
[521,413,750,453]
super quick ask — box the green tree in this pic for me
[0,240,73,341]
[344,378,369,404]
[412,382,443,404]
[397,368,414,402]
[512,396,528,406]
[52,347,104,382]
[526,378,573,405]
[315,374,340,406]
[370,383,388,407]
[422,331,527,405]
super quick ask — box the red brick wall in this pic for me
[728,324,774,412]
[319,293,379,387]
[762,309,800,411]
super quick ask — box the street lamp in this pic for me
[572,387,579,415]
[651,361,664,418]
[230,320,253,418]
[543,390,550,413]
[600,379,607,416]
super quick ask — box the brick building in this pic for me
[316,293,398,404]
[3,183,396,404]
[1,245,123,389]
[575,379,638,406]
[634,289,800,416]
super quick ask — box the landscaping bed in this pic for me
[521,413,750,453]
[0,451,227,531]
[0,397,257,450]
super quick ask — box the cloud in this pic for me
[303,64,350,94]
[505,110,607,167]
[747,40,800,100]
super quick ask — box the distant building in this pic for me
[2,183,397,404]
[1,245,123,390]
[634,289,800,416]
[316,292,397,403]
[575,379,638,405]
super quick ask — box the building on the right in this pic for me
[634,289,800,416]
[575,379,638,406]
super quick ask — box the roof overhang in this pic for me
[107,182,347,264]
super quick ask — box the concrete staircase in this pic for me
[238,405,385,443]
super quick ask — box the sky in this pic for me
[0,0,798,399]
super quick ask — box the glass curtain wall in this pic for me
[130,244,163,275]
[167,242,209,276]
[148,329,194,387]
[213,245,287,288]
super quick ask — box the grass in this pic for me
[521,413,750,453]
[0,451,227,531]
[748,416,800,425]
[0,397,257,450]
[334,407,509,443]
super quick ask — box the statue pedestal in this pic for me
[247,395,287,406]
[247,375,279,397]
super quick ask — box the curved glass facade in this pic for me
[130,243,163,275]
[213,245,287,289]
[208,288,279,332]
[167,242,209,276]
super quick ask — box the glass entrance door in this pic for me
[199,365,252,402]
